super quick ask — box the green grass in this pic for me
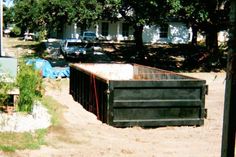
[0,95,64,152]
[0,129,47,152]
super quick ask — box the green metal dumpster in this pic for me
[70,63,207,127]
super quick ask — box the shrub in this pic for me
[0,71,15,107]
[10,26,21,37]
[17,60,43,112]
[0,81,14,107]
[37,30,47,41]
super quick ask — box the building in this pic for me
[56,20,192,44]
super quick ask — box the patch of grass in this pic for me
[0,94,65,152]
[41,95,66,126]
[0,129,47,152]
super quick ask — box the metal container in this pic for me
[70,63,207,127]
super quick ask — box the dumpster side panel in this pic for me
[109,80,206,127]
[70,65,109,123]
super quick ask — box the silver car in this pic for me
[60,39,87,59]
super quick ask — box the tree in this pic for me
[117,0,182,58]
[175,0,208,45]
[13,0,38,34]
[201,0,230,63]
[67,0,104,31]
[38,0,72,38]
[3,6,14,28]
[13,0,108,38]
[179,0,230,61]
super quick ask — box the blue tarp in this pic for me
[26,58,70,79]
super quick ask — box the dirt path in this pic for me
[2,72,226,157]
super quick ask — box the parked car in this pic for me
[24,32,35,41]
[60,38,87,59]
[81,31,98,42]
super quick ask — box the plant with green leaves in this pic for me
[0,80,14,107]
[16,60,43,112]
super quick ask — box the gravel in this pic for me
[0,101,51,132]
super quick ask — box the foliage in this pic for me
[10,26,21,37]
[13,0,37,34]
[12,0,113,36]
[68,0,103,28]
[116,0,184,57]
[0,88,64,152]
[17,60,43,113]
[3,6,14,28]
[11,0,231,60]
[37,30,47,41]
[0,80,14,107]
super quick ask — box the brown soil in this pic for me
[1,37,233,157]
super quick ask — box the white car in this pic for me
[60,38,87,59]
[24,32,35,41]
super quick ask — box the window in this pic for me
[160,24,168,38]
[102,22,109,36]
[122,23,129,37]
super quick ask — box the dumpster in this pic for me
[70,63,207,127]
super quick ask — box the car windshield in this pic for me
[67,42,86,47]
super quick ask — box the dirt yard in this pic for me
[1,37,233,157]
[8,72,225,157]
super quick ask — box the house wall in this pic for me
[62,21,191,44]
[62,24,80,39]
[142,22,192,44]
[62,21,134,41]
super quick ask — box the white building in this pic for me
[60,21,192,44]
[142,22,192,44]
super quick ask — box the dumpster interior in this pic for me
[73,63,195,81]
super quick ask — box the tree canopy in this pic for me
[10,0,230,59]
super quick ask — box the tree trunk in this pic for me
[221,1,236,157]
[133,24,144,58]
[191,24,198,46]
[205,23,220,64]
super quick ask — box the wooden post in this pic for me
[221,0,236,157]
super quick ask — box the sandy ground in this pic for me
[0,72,227,157]
[1,37,234,157]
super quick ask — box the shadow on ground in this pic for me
[21,40,227,72]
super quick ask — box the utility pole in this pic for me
[0,0,4,56]
[221,0,236,157]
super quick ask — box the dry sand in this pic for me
[0,72,227,157]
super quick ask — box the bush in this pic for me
[0,81,14,107]
[17,60,43,112]
[37,30,47,41]
[10,26,21,37]
[0,70,15,107]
